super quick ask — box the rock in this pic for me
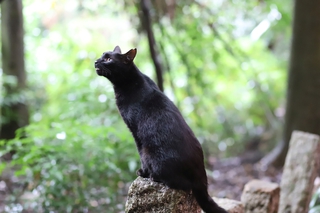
[241,179,279,213]
[213,197,244,213]
[125,177,201,213]
[278,131,320,213]
[125,177,243,213]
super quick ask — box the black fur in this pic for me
[94,46,228,213]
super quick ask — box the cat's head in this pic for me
[94,46,137,84]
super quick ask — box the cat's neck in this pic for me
[113,64,151,101]
[113,65,141,88]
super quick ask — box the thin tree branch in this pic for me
[158,21,236,138]
[140,0,164,91]
[208,23,277,125]
[194,1,278,127]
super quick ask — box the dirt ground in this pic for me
[207,155,282,201]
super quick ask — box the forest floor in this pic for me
[207,152,283,201]
[0,151,283,212]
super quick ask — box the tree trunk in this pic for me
[140,0,164,91]
[263,0,320,167]
[1,0,29,140]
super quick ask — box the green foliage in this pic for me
[1,36,139,210]
[149,0,288,154]
[3,122,137,212]
[1,2,139,211]
[310,188,320,213]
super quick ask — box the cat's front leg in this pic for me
[137,149,151,178]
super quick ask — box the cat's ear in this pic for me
[113,46,121,54]
[123,48,137,64]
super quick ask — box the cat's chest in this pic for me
[117,102,143,126]
[115,90,161,130]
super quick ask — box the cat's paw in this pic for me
[150,176,162,183]
[136,168,150,178]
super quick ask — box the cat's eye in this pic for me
[105,58,112,62]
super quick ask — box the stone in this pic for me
[278,131,320,213]
[125,177,201,213]
[125,177,243,213]
[241,179,279,213]
[214,197,244,213]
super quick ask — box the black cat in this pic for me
[94,46,228,213]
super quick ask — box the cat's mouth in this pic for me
[95,67,109,76]
[95,67,102,75]
[94,61,109,76]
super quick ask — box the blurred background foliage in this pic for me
[0,0,293,212]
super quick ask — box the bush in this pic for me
[1,104,139,212]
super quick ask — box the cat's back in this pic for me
[116,73,192,138]
[138,88,196,139]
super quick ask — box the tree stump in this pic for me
[278,131,320,213]
[241,179,279,213]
